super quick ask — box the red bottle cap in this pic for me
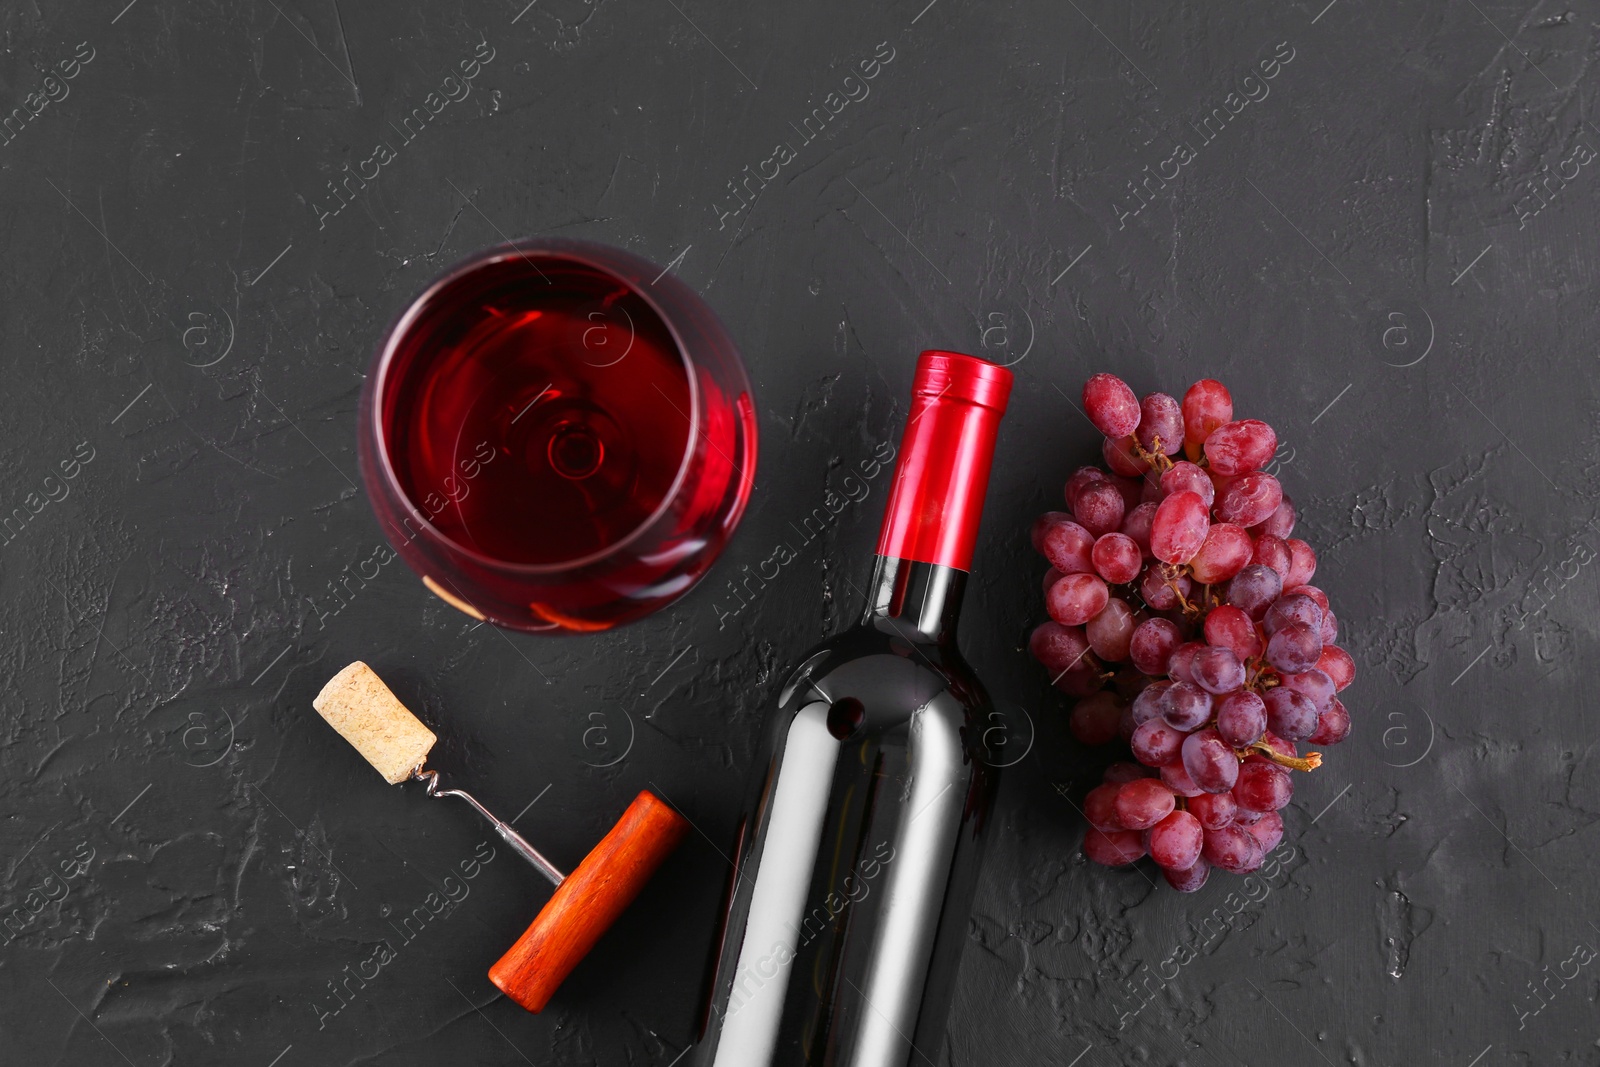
[875,350,1013,572]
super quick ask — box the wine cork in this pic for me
[313,661,436,784]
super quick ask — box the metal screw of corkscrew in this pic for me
[411,767,566,887]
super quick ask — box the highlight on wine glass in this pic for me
[359,238,758,633]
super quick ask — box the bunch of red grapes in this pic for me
[1030,374,1355,892]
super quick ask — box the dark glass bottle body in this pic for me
[694,554,997,1067]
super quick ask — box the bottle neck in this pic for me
[862,555,966,643]
[866,350,1009,643]
[873,353,1009,572]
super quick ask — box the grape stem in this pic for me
[1245,661,1280,691]
[1127,434,1176,473]
[1164,564,1208,619]
[1164,571,1197,616]
[1244,742,1322,772]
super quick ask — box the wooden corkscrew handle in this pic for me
[488,790,689,1013]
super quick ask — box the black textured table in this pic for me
[2,1,1593,1064]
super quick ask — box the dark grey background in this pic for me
[0,0,1594,1063]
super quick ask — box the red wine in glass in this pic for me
[360,238,757,633]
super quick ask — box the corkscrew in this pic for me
[313,661,689,1013]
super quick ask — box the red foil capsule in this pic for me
[875,350,1013,572]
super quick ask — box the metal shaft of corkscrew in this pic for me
[412,768,566,887]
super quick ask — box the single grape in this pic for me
[1279,668,1335,711]
[1163,858,1210,892]
[1139,566,1191,611]
[1190,523,1253,584]
[1083,782,1124,831]
[1182,728,1240,793]
[1113,666,1151,700]
[1265,622,1321,673]
[1237,830,1270,869]
[1206,467,1238,501]
[1160,460,1215,506]
[1231,805,1266,826]
[1086,597,1137,662]
[1140,472,1165,505]
[1129,617,1183,675]
[1055,664,1106,697]
[1047,572,1111,627]
[1247,810,1284,852]
[1181,379,1233,455]
[1204,419,1278,475]
[1149,809,1204,870]
[1130,720,1185,766]
[1114,777,1176,830]
[1042,566,1063,595]
[1215,471,1284,528]
[1166,641,1207,685]
[1285,538,1317,587]
[1257,494,1295,538]
[1193,646,1246,694]
[1265,593,1323,636]
[1320,608,1338,645]
[1121,502,1158,556]
[1203,604,1261,661]
[1225,564,1282,620]
[1103,761,1153,784]
[1109,475,1144,513]
[1161,681,1213,730]
[1137,392,1184,456]
[1092,533,1142,584]
[1102,435,1150,476]
[1030,511,1065,554]
[1188,790,1237,830]
[1263,686,1319,741]
[1064,465,1109,509]
[1251,533,1292,581]
[1070,690,1123,746]
[1028,621,1090,674]
[1151,490,1210,564]
[1157,606,1192,628]
[1308,696,1351,744]
[1287,584,1330,613]
[1215,690,1267,747]
[1234,762,1293,811]
[1160,761,1206,797]
[1201,824,1261,873]
[1131,680,1172,725]
[1035,515,1096,574]
[1074,480,1126,537]
[1234,843,1267,873]
[1316,645,1355,691]
[1084,827,1146,866]
[1083,373,1141,438]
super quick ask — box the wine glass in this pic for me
[359,238,758,633]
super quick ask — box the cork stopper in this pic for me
[313,661,437,784]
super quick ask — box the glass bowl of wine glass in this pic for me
[359,237,758,633]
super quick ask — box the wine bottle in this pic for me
[695,350,1013,1066]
